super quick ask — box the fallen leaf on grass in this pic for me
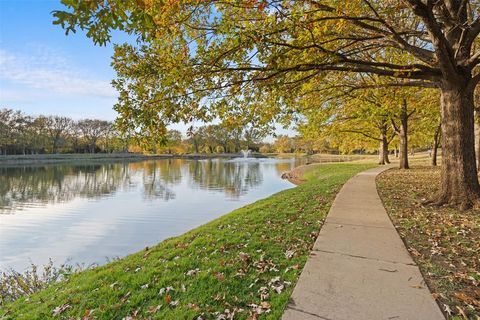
[456,306,468,320]
[248,302,271,315]
[258,287,269,300]
[269,276,291,294]
[284,250,295,259]
[214,272,225,281]
[120,291,131,304]
[159,286,174,295]
[52,304,70,316]
[239,252,251,264]
[443,304,452,316]
[147,305,162,314]
[186,268,200,276]
[83,309,94,319]
[187,303,200,312]
[454,291,480,307]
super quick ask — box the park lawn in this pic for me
[377,167,480,319]
[1,163,375,320]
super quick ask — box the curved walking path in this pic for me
[283,166,445,320]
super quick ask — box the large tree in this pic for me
[54,0,480,208]
[77,119,111,153]
[44,116,73,153]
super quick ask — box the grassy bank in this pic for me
[377,167,480,319]
[1,163,375,319]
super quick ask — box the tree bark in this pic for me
[391,99,412,169]
[398,100,409,169]
[193,140,199,153]
[378,128,390,165]
[475,110,480,169]
[431,123,441,167]
[437,80,480,209]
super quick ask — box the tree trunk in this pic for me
[475,110,480,169]
[378,141,385,165]
[398,100,409,169]
[431,123,441,167]
[437,81,480,209]
[378,130,390,165]
[193,140,199,153]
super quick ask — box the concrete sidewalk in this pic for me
[282,166,445,320]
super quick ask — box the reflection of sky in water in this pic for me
[0,158,297,272]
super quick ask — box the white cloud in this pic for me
[0,46,117,99]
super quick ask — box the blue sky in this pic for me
[0,0,125,120]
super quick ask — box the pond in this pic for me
[0,158,298,272]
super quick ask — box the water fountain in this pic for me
[241,149,252,158]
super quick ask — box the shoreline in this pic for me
[0,152,267,167]
[281,163,313,185]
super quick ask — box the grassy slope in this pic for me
[1,163,375,320]
[377,167,480,319]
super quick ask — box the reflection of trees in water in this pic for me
[0,160,184,214]
[0,159,270,213]
[188,160,263,198]
[141,160,182,201]
[0,164,133,214]
[274,162,294,176]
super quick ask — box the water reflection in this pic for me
[0,158,297,271]
[0,164,133,214]
[139,160,183,201]
[0,158,296,214]
[188,160,263,198]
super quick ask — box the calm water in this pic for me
[0,158,297,272]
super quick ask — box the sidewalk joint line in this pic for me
[323,221,394,229]
[312,248,416,266]
[286,307,334,320]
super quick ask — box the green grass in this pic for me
[1,163,375,320]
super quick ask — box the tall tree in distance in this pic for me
[44,116,73,153]
[77,119,111,153]
[53,1,480,208]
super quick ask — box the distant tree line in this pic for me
[0,109,278,155]
[1,108,348,156]
[0,108,123,155]
[144,124,270,154]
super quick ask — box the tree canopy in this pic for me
[53,0,480,208]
